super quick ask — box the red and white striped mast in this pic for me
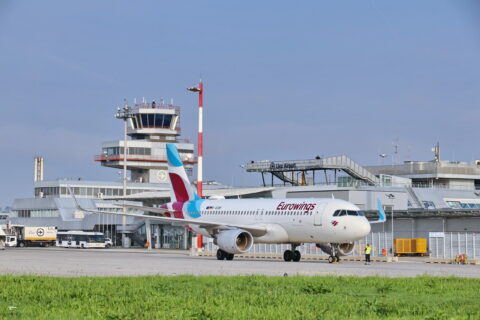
[187,80,204,198]
[187,81,204,249]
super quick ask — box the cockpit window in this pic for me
[335,209,365,217]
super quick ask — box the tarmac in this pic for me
[0,247,479,278]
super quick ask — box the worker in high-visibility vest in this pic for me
[365,244,372,265]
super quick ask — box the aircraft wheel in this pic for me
[226,253,234,260]
[216,249,226,260]
[283,250,293,262]
[328,256,335,263]
[335,256,340,262]
[293,250,301,262]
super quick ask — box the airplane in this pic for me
[76,144,385,263]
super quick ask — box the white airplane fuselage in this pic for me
[171,197,371,244]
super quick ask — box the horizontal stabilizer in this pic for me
[116,204,173,216]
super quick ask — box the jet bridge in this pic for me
[244,155,380,187]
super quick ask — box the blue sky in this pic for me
[1,1,480,206]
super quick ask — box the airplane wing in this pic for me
[116,204,172,216]
[369,198,387,224]
[77,206,267,236]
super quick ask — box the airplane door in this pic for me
[313,203,326,226]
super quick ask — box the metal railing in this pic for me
[133,103,180,112]
[127,126,181,134]
[369,162,480,176]
[245,156,380,186]
[95,154,197,163]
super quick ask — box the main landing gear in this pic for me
[216,249,234,261]
[283,244,301,262]
[327,255,340,264]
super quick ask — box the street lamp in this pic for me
[385,193,395,256]
[115,102,134,248]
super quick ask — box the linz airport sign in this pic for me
[270,162,297,170]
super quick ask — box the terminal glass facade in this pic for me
[102,147,151,156]
[136,114,172,129]
[11,209,60,218]
[35,186,157,198]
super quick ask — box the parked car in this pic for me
[105,238,113,248]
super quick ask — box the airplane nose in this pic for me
[360,220,371,237]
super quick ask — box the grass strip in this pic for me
[0,275,479,319]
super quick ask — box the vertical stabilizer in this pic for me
[166,144,198,202]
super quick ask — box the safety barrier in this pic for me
[200,232,396,261]
[429,232,479,260]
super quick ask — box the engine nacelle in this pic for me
[216,229,254,254]
[336,242,355,255]
[316,242,355,256]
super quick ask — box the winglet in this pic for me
[370,198,386,224]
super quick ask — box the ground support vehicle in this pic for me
[11,226,57,247]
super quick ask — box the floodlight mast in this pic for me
[115,102,134,248]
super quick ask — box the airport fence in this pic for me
[429,232,478,260]
[202,232,393,258]
[202,232,479,260]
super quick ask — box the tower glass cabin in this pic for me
[95,101,196,184]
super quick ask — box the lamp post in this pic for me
[115,102,134,248]
[187,81,204,249]
[385,193,395,256]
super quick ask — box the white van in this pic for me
[5,236,17,247]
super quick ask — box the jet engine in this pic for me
[316,242,355,256]
[215,229,254,254]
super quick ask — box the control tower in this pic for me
[95,101,196,184]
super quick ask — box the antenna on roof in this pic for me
[432,142,440,162]
[392,138,400,165]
